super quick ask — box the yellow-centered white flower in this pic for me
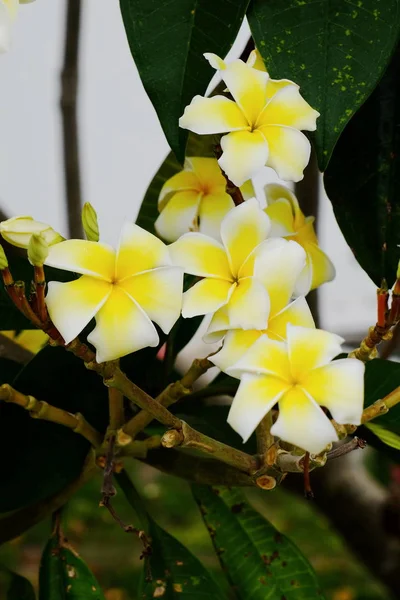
[0,216,64,249]
[265,184,335,294]
[44,222,184,363]
[170,199,305,331]
[0,0,34,53]
[207,238,314,373]
[227,325,365,454]
[179,53,319,186]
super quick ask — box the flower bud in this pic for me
[27,233,49,266]
[0,216,64,249]
[82,203,99,242]
[0,244,8,270]
[397,259,400,280]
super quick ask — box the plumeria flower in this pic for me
[179,53,319,186]
[44,222,183,363]
[265,184,335,294]
[227,325,365,454]
[206,238,314,373]
[170,199,305,331]
[0,0,34,53]
[155,157,235,242]
[0,216,64,248]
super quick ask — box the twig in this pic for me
[327,437,367,460]
[108,387,125,430]
[362,386,400,423]
[303,452,314,498]
[60,0,83,238]
[214,144,244,205]
[33,265,47,323]
[256,411,274,467]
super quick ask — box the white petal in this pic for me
[116,221,170,279]
[198,192,234,241]
[182,278,235,318]
[228,372,288,443]
[271,387,338,454]
[219,130,269,187]
[227,277,270,330]
[287,324,345,380]
[259,125,311,182]
[169,232,232,280]
[203,306,230,343]
[179,95,248,135]
[228,334,290,381]
[257,84,320,131]
[211,329,262,374]
[268,296,314,339]
[46,277,111,345]
[45,240,116,281]
[88,286,159,363]
[220,59,269,125]
[155,190,201,242]
[158,170,200,209]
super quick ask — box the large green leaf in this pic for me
[324,46,400,285]
[248,0,400,170]
[39,533,105,600]
[0,569,36,600]
[119,0,249,160]
[192,485,324,599]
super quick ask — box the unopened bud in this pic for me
[397,259,400,280]
[28,233,49,266]
[0,245,8,270]
[82,203,99,242]
[0,216,63,249]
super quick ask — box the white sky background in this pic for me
[0,0,377,340]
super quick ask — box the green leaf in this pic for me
[1,570,36,600]
[248,0,400,170]
[324,46,400,285]
[0,357,23,385]
[119,0,248,160]
[0,346,109,513]
[364,358,400,426]
[365,422,400,450]
[39,533,105,600]
[192,485,325,599]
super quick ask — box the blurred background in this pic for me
[0,2,393,599]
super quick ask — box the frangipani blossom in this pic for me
[0,0,34,53]
[0,216,64,248]
[265,184,335,294]
[207,238,314,373]
[155,157,234,242]
[227,325,365,454]
[44,222,183,363]
[170,199,291,330]
[179,53,319,186]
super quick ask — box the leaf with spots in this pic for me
[38,529,105,600]
[324,45,400,285]
[247,0,400,171]
[192,485,325,599]
[119,0,249,160]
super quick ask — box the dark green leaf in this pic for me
[39,534,105,600]
[0,346,108,513]
[0,357,23,385]
[1,570,36,600]
[120,0,248,160]
[365,422,400,449]
[324,46,400,285]
[248,0,400,170]
[192,485,324,599]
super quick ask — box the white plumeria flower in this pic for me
[0,216,64,248]
[0,0,34,53]
[206,238,314,373]
[227,325,365,454]
[179,53,319,186]
[169,199,305,331]
[265,184,335,295]
[44,222,184,363]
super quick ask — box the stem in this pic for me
[0,384,102,448]
[327,437,367,460]
[214,144,244,205]
[256,411,274,466]
[303,452,314,498]
[108,387,125,430]
[161,420,257,474]
[61,0,83,238]
[34,265,47,323]
[361,386,400,423]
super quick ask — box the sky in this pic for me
[0,0,377,341]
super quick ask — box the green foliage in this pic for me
[365,422,400,450]
[120,0,249,161]
[247,0,400,171]
[0,569,36,600]
[0,357,22,385]
[39,531,105,599]
[324,47,400,286]
[192,485,324,599]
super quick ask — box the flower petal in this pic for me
[158,170,200,209]
[268,296,314,341]
[179,95,248,135]
[287,324,344,380]
[45,240,115,281]
[45,276,111,345]
[169,233,231,280]
[266,78,297,99]
[265,183,303,227]
[272,387,338,454]
[199,192,234,240]
[292,260,313,296]
[302,358,365,425]
[305,242,336,291]
[118,266,183,334]
[116,222,170,280]
[220,59,269,125]
[227,276,270,330]
[264,198,295,237]
[211,329,262,374]
[259,125,311,182]
[219,130,269,187]
[88,286,159,363]
[257,85,319,130]
[155,190,201,242]
[228,372,288,443]
[253,238,306,315]
[203,306,230,343]
[186,157,226,192]
[220,198,270,277]
[228,334,291,381]
[182,278,234,318]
